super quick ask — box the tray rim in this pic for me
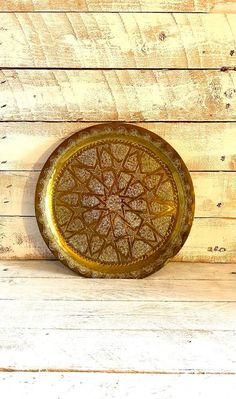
[35,123,195,278]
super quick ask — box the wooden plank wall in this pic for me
[0,1,236,396]
[0,1,235,264]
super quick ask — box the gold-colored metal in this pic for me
[35,123,194,278]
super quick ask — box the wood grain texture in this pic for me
[1,13,236,68]
[1,328,236,372]
[1,275,235,301]
[1,373,236,399]
[0,264,235,377]
[1,70,236,121]
[0,122,235,171]
[1,260,236,280]
[0,217,235,262]
[0,261,235,375]
[1,299,236,330]
[1,171,235,217]
[0,0,235,13]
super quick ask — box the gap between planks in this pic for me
[2,120,236,123]
[0,369,235,374]
[1,68,235,71]
[0,11,212,14]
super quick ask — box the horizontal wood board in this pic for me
[1,276,235,302]
[0,327,235,372]
[1,373,236,399]
[1,260,236,279]
[0,1,235,13]
[0,122,235,171]
[1,13,236,68]
[1,299,236,330]
[1,69,236,121]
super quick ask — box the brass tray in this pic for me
[35,123,194,278]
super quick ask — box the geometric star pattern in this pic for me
[52,140,178,265]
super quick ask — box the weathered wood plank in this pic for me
[1,276,235,301]
[1,299,236,330]
[1,260,236,280]
[1,373,236,399]
[0,328,235,372]
[0,260,75,278]
[0,217,234,262]
[0,122,235,171]
[1,13,236,68]
[0,70,236,121]
[192,172,236,217]
[0,0,235,13]
[1,171,235,217]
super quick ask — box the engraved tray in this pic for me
[35,123,195,278]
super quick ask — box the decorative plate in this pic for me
[35,123,194,278]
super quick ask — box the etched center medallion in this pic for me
[106,195,122,211]
[52,140,178,265]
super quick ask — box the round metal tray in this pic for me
[35,123,194,278]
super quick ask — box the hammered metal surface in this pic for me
[35,124,194,278]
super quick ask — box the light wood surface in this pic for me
[1,260,236,279]
[1,300,236,330]
[0,261,235,375]
[1,328,235,372]
[1,171,235,217]
[1,122,235,171]
[1,272,235,301]
[1,373,236,399]
[0,13,236,68]
[1,69,236,121]
[0,0,235,13]
[0,217,235,262]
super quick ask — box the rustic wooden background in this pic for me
[0,1,236,397]
[0,11,236,263]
